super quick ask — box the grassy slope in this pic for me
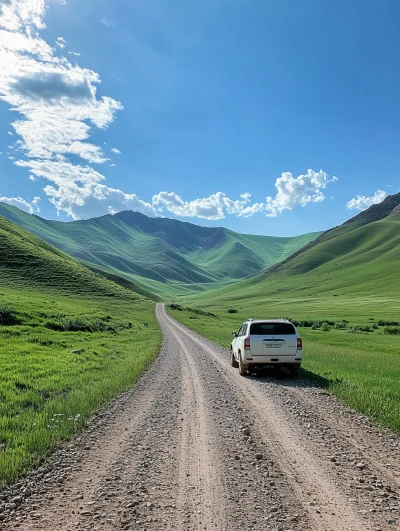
[0,204,321,297]
[187,215,400,306]
[169,212,400,433]
[0,217,161,487]
[268,191,400,275]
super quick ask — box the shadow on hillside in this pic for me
[247,367,331,390]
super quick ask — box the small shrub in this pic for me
[0,306,21,326]
[320,323,330,331]
[334,321,347,329]
[311,324,320,330]
[360,324,373,332]
[227,309,238,314]
[186,307,217,318]
[169,303,183,311]
[378,319,400,326]
[349,324,374,334]
[45,317,117,333]
[383,326,400,336]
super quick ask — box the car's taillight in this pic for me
[244,337,250,350]
[297,338,302,350]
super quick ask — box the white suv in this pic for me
[230,319,302,377]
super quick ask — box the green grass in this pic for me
[0,217,160,487]
[0,203,321,297]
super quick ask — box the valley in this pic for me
[0,193,399,529]
[0,203,320,297]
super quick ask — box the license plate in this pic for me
[265,343,282,348]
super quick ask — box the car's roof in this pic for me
[244,319,293,324]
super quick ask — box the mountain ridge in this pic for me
[0,204,321,297]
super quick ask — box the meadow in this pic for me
[0,287,160,488]
[0,217,161,487]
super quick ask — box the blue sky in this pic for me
[0,0,399,236]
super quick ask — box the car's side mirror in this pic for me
[232,332,238,337]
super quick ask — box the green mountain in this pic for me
[189,192,400,306]
[269,191,400,275]
[0,215,144,299]
[0,205,321,297]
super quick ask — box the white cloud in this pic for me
[0,0,127,220]
[0,4,338,224]
[346,190,387,212]
[14,158,154,220]
[68,50,80,57]
[0,194,41,213]
[152,191,264,220]
[55,36,66,49]
[265,169,338,217]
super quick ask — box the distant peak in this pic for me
[343,191,400,227]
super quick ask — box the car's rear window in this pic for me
[250,323,296,335]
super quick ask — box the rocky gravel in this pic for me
[0,303,399,530]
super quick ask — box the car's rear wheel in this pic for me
[239,355,248,376]
[231,349,239,368]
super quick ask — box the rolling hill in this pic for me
[0,216,143,299]
[184,192,400,309]
[0,204,321,297]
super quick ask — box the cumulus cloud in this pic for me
[110,147,121,154]
[11,71,93,102]
[0,0,124,217]
[152,191,264,220]
[346,190,387,211]
[0,194,40,213]
[265,169,338,217]
[14,158,154,219]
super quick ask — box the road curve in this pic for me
[1,303,399,531]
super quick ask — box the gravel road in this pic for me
[1,303,399,531]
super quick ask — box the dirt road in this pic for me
[1,303,399,531]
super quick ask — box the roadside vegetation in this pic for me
[168,298,400,434]
[0,217,160,488]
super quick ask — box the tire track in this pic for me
[157,306,227,530]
